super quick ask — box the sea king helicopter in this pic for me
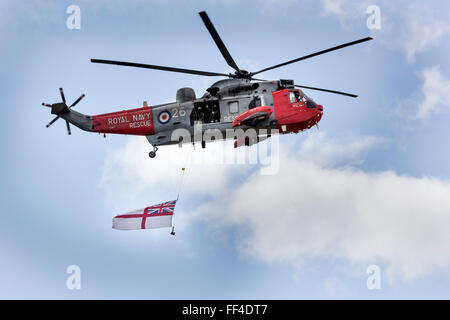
[42,11,372,158]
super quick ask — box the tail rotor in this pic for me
[42,88,85,135]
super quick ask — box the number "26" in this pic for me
[172,107,186,118]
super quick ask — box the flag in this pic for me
[112,200,176,230]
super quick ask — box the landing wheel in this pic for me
[148,146,158,158]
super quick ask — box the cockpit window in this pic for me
[289,91,302,103]
[289,92,296,103]
[300,90,317,108]
[306,100,316,108]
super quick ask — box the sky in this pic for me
[1,0,450,299]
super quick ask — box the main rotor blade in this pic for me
[91,59,229,77]
[198,11,240,72]
[250,77,268,81]
[252,37,373,76]
[295,85,358,98]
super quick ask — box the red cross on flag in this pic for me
[112,200,176,230]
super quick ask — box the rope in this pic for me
[176,146,193,201]
[171,147,193,235]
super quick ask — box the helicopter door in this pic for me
[190,100,221,125]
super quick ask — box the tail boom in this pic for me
[91,107,155,135]
[58,106,155,136]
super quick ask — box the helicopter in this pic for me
[42,11,372,158]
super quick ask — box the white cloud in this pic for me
[402,14,449,64]
[101,131,450,281]
[199,155,450,281]
[397,66,450,120]
[321,0,346,17]
[416,66,450,119]
[319,1,450,64]
[320,0,373,29]
[99,137,255,210]
[296,131,382,167]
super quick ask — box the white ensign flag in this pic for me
[112,200,176,230]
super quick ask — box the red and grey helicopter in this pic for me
[42,11,372,158]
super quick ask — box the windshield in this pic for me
[299,90,317,108]
[289,90,316,108]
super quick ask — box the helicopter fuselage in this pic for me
[57,79,323,150]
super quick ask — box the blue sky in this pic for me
[1,0,450,299]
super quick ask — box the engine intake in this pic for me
[176,87,196,103]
